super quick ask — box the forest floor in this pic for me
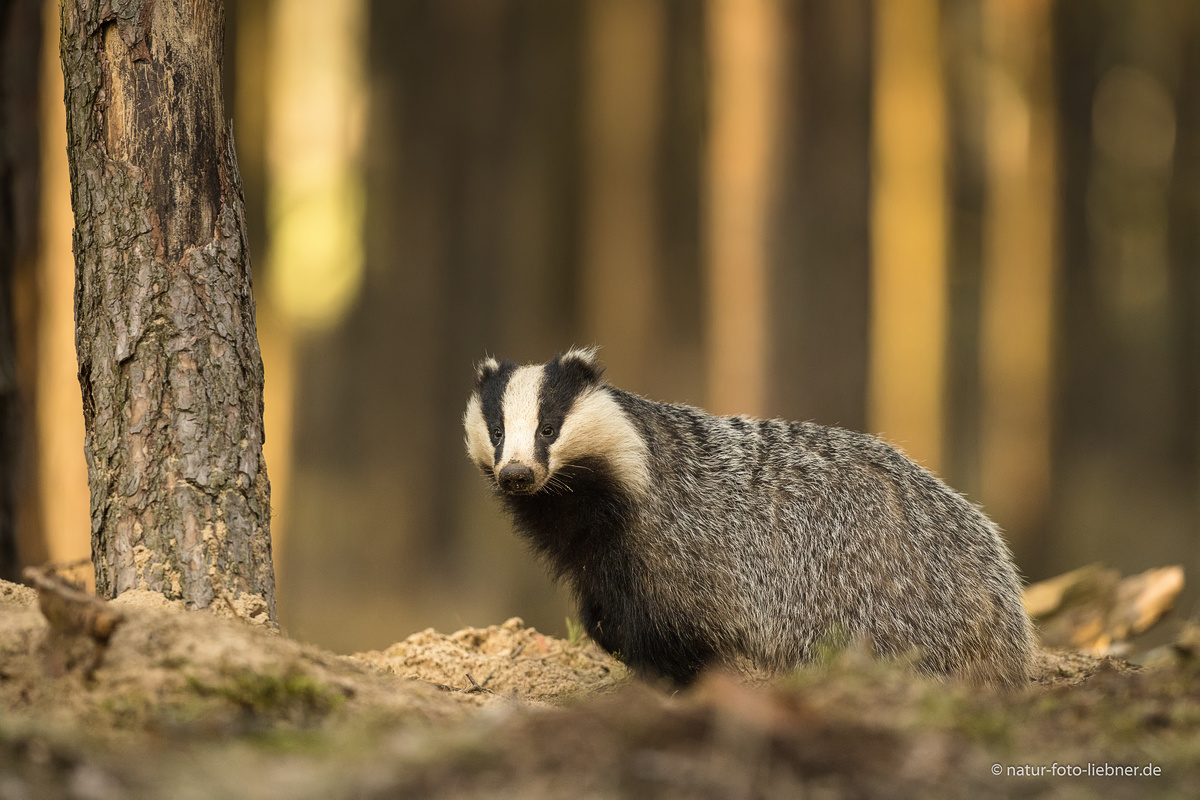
[1,571,1199,800]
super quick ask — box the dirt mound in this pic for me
[2,581,457,734]
[352,617,625,701]
[0,575,628,798]
[3,575,1200,799]
[0,577,620,741]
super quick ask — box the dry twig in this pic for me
[23,564,125,678]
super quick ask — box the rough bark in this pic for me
[60,0,275,619]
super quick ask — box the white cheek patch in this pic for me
[500,365,544,466]
[549,387,650,496]
[462,394,493,469]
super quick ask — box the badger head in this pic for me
[463,347,649,497]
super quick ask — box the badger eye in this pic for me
[539,424,556,438]
[489,426,503,445]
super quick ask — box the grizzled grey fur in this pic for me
[464,347,1034,689]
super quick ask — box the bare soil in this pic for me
[2,577,1198,799]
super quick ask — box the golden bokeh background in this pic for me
[10,0,1199,653]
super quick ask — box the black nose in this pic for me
[498,463,536,493]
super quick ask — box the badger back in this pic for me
[462,347,651,497]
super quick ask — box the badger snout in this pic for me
[497,462,537,494]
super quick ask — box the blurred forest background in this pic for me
[1,0,1197,654]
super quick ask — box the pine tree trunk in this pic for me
[60,0,275,619]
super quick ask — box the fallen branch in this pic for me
[1024,563,1185,655]
[23,564,124,678]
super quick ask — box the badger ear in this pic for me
[558,346,604,384]
[474,356,501,391]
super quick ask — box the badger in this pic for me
[463,347,1034,689]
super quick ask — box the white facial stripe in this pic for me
[549,387,650,496]
[500,365,544,466]
[462,394,493,468]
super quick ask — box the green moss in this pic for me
[240,727,331,755]
[186,664,346,724]
[952,704,1013,745]
[97,692,155,727]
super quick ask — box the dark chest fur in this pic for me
[501,459,717,685]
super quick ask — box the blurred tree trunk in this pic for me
[977,0,1057,551]
[705,0,781,417]
[581,0,663,391]
[941,0,986,499]
[0,0,43,581]
[769,0,873,427]
[869,0,948,472]
[1170,5,1200,482]
[1050,0,1197,580]
[60,0,275,618]
[656,0,706,399]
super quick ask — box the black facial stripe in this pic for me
[479,360,517,462]
[535,355,602,463]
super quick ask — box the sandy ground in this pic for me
[2,576,1198,799]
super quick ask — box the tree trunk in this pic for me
[60,0,275,619]
[0,0,21,582]
[769,0,872,427]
